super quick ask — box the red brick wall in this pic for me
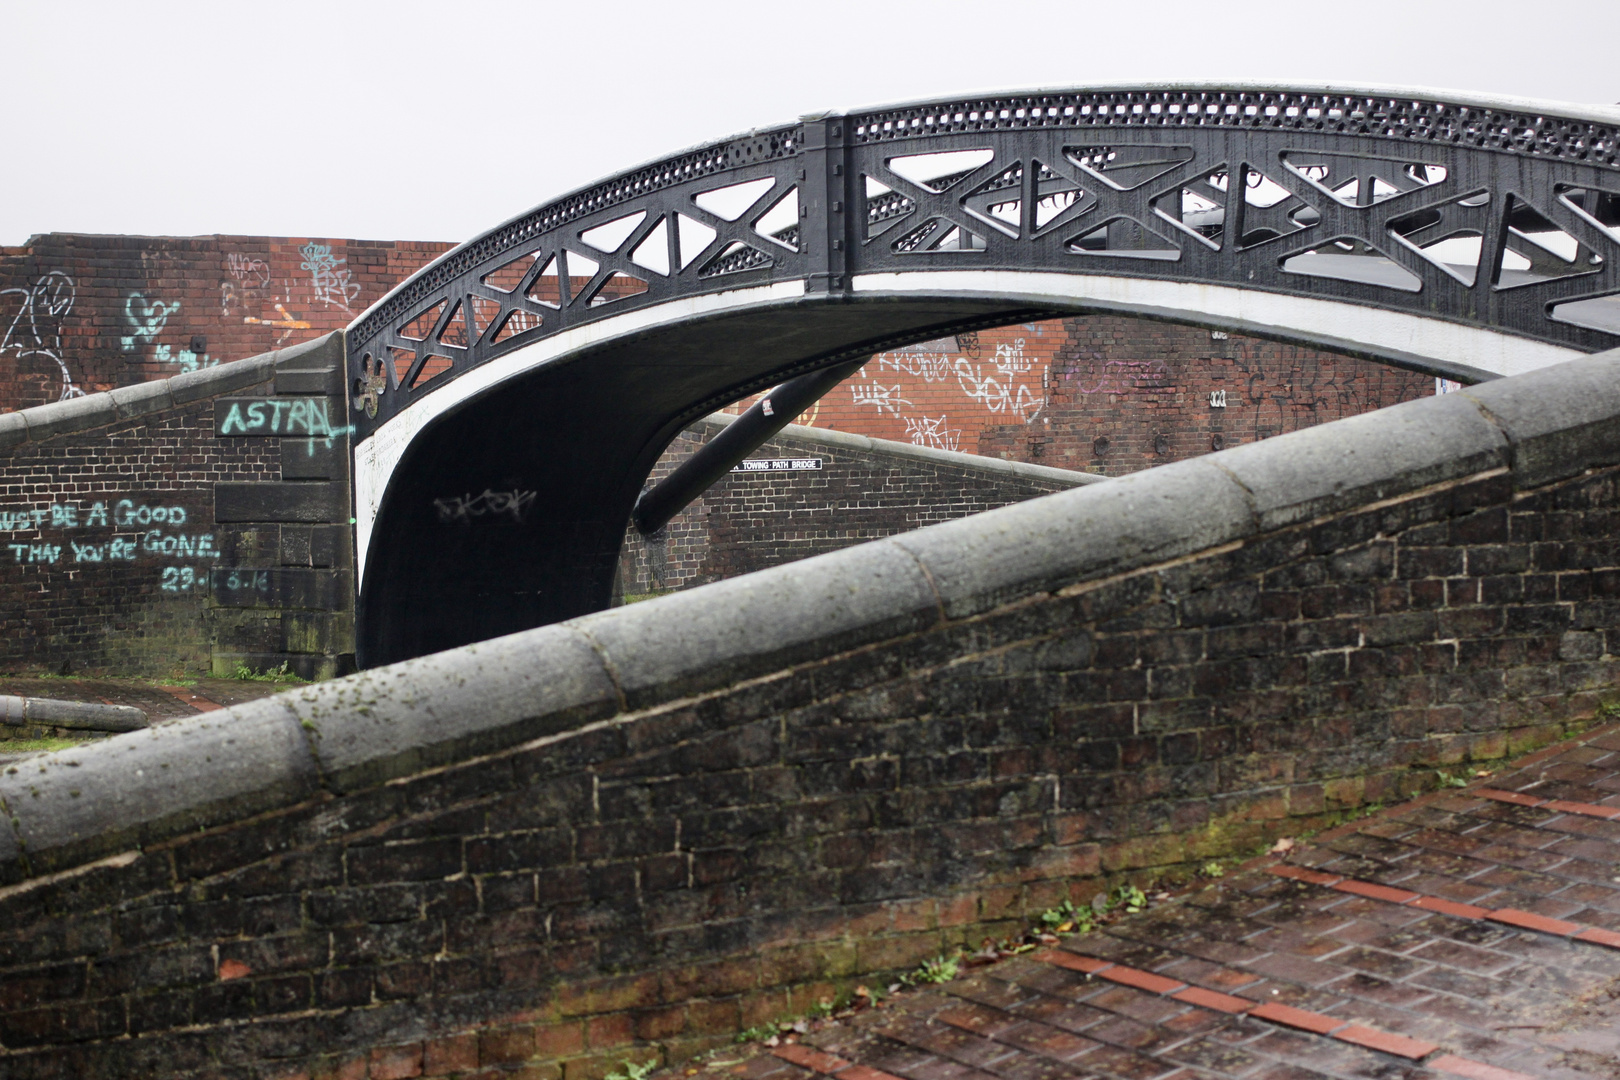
[0,234,451,410]
[726,318,1437,476]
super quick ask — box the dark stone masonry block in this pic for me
[215,482,347,524]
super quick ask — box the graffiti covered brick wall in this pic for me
[728,317,1436,475]
[0,392,281,675]
[0,337,355,679]
[0,234,450,410]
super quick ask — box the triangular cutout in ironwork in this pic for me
[1557,184,1620,245]
[408,354,455,391]
[753,187,800,250]
[697,241,774,277]
[580,211,647,254]
[1066,144,1194,191]
[587,271,650,306]
[1066,216,1180,260]
[1030,159,1087,233]
[560,251,600,304]
[887,148,994,193]
[481,252,538,294]
[694,178,775,221]
[398,300,446,341]
[385,346,415,384]
[675,214,717,270]
[1494,194,1602,289]
[1280,236,1421,291]
[491,309,542,344]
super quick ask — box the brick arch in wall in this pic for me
[349,85,1620,667]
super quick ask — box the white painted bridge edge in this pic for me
[352,271,1582,587]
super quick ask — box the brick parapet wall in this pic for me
[619,419,1096,599]
[1,233,449,410]
[0,335,356,678]
[0,353,1615,1078]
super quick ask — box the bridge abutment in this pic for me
[0,333,357,679]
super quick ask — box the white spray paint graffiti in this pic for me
[850,380,913,415]
[951,337,1046,421]
[875,347,954,383]
[226,253,271,289]
[855,329,1050,454]
[902,414,963,452]
[153,344,218,374]
[119,291,219,372]
[1,272,81,400]
[433,489,537,524]
[300,242,361,312]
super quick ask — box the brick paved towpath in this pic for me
[691,723,1620,1080]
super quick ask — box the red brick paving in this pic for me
[684,723,1620,1080]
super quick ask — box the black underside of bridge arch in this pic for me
[358,296,1051,667]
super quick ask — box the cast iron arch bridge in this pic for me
[345,84,1620,667]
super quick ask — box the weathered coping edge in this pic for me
[690,412,1106,489]
[1,348,1617,882]
[0,332,344,453]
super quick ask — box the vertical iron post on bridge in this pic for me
[632,114,863,536]
[799,112,854,295]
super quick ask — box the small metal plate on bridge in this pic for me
[732,458,823,473]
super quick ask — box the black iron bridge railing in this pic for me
[345,86,1620,440]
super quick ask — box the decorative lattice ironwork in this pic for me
[347,86,1620,441]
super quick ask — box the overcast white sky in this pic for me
[5,0,1619,248]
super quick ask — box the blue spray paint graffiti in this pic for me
[153,344,217,373]
[120,293,178,351]
[0,497,219,591]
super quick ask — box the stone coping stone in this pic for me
[0,347,1615,882]
[0,332,343,452]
